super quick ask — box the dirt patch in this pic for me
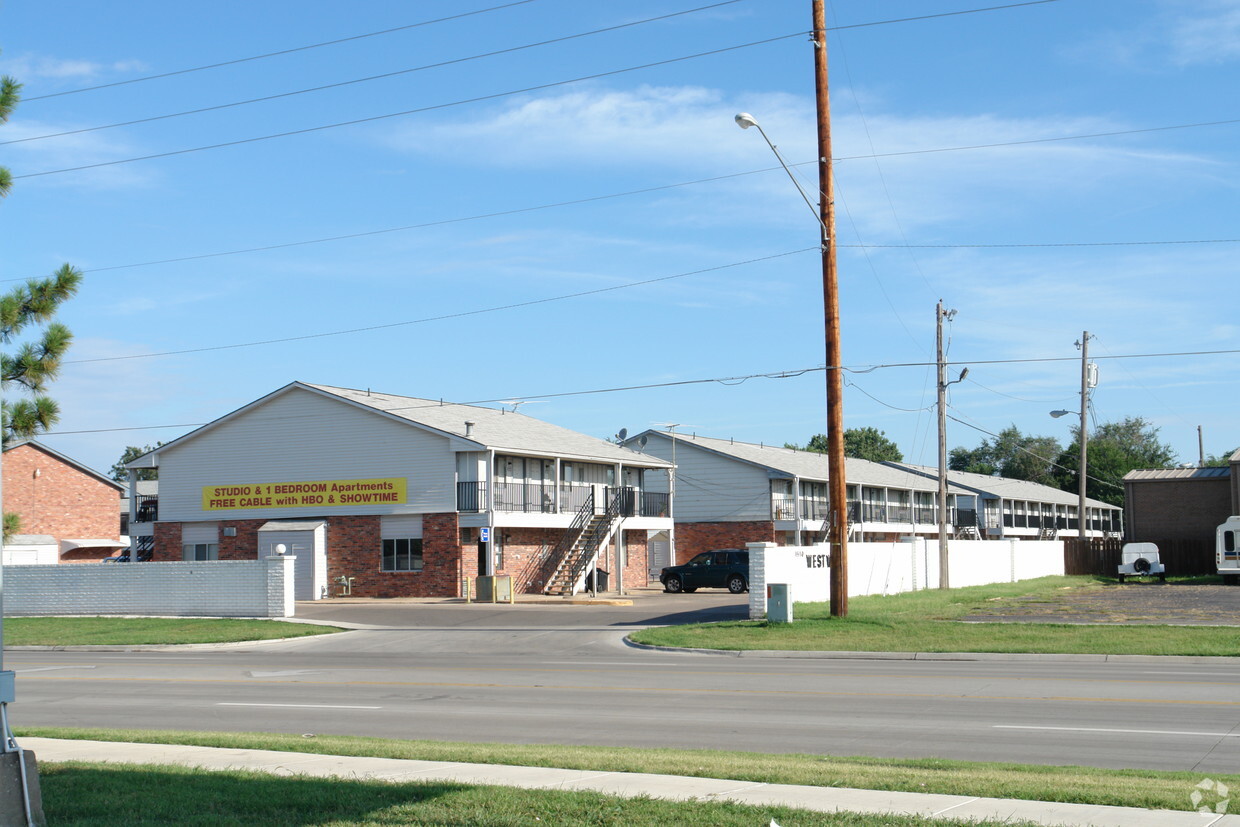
[960,582,1240,626]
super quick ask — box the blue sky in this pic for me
[2,0,1238,479]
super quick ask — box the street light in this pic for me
[736,103,849,614]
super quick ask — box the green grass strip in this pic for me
[40,762,1038,826]
[22,727,1237,814]
[630,576,1240,656]
[4,617,341,645]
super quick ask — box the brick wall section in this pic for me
[219,519,267,559]
[619,528,650,588]
[500,527,562,594]
[675,521,775,565]
[5,559,294,617]
[153,522,183,561]
[326,513,463,598]
[3,443,121,545]
[1125,478,1231,542]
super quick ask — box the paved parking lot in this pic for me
[962,581,1240,625]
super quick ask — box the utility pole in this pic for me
[812,0,848,617]
[936,302,966,589]
[1198,425,1205,468]
[1076,332,1092,540]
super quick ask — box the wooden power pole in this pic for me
[812,0,848,617]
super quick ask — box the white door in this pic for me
[647,531,670,580]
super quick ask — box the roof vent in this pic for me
[464,421,476,437]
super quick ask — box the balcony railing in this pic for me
[771,493,797,520]
[800,498,830,521]
[134,496,158,523]
[914,506,936,524]
[641,491,670,518]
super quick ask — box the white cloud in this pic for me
[1165,0,1240,64]
[0,55,147,84]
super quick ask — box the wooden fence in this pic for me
[1063,537,1215,577]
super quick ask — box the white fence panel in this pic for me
[750,538,1065,619]
[5,556,296,618]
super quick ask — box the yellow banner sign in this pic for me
[202,478,407,511]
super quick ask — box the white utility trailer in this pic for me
[1117,542,1165,583]
[1217,516,1240,584]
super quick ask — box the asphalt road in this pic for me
[8,592,1240,773]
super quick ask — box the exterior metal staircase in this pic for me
[542,488,626,596]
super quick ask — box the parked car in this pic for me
[660,549,749,594]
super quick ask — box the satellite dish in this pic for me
[639,435,649,449]
[617,428,628,442]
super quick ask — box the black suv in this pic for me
[660,549,749,594]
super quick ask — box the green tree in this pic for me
[1054,416,1177,507]
[950,425,1062,487]
[843,427,903,462]
[1204,448,1239,467]
[787,429,903,462]
[111,444,163,482]
[2,68,83,538]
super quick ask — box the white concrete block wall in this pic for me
[748,539,1065,617]
[6,560,296,617]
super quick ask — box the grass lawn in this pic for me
[40,762,1038,826]
[23,727,1239,815]
[629,576,1240,656]
[3,617,342,645]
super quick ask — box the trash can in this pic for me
[585,569,609,592]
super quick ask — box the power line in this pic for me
[13,33,804,180]
[4,1,747,146]
[19,0,1055,104]
[63,248,813,364]
[19,0,545,101]
[10,2,1081,178]
[46,341,1239,438]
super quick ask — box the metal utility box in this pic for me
[1117,542,1166,583]
[767,583,793,623]
[475,575,514,603]
[1217,516,1240,583]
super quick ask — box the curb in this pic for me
[622,638,1240,664]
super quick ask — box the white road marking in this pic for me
[995,725,1240,738]
[246,670,320,678]
[217,703,380,710]
[14,666,97,673]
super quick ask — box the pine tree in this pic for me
[1,67,83,537]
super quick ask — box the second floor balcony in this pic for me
[458,482,669,518]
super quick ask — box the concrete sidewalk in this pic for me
[25,738,1238,826]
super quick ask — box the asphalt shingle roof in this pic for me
[306,383,670,467]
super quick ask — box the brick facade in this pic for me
[1124,477,1232,543]
[152,514,654,597]
[3,442,123,561]
[674,520,775,565]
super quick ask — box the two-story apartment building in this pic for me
[622,430,975,563]
[889,463,1123,539]
[124,382,673,598]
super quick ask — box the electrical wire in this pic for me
[43,343,1240,438]
[4,2,747,146]
[62,248,814,364]
[19,1,545,101]
[13,33,804,180]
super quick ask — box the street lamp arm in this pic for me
[735,113,830,242]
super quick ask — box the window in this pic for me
[182,543,218,561]
[382,538,423,572]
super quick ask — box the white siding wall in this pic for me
[634,434,771,522]
[159,387,457,521]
